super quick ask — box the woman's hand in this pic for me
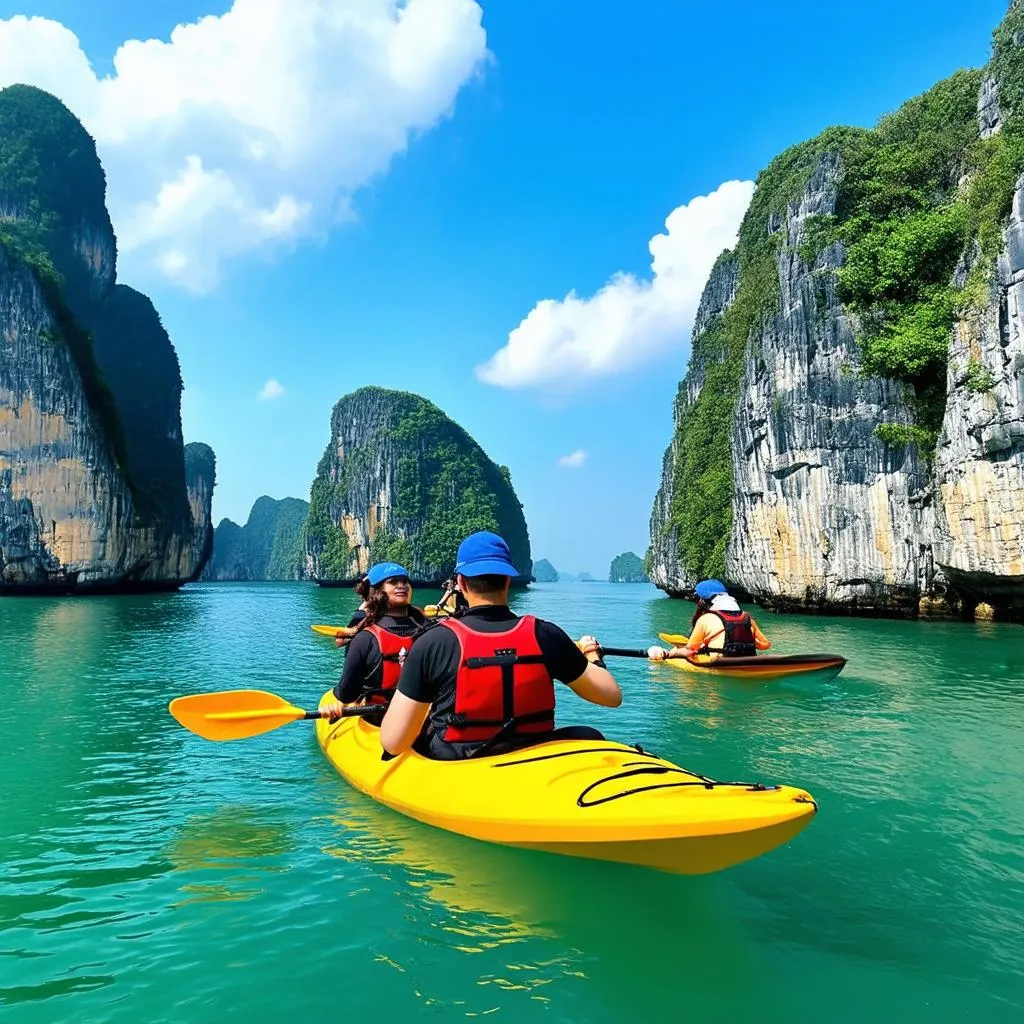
[578,635,602,660]
[319,701,347,720]
[647,645,667,661]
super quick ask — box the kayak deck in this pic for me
[316,694,816,875]
[666,653,847,681]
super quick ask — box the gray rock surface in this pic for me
[306,387,532,583]
[934,173,1024,608]
[649,67,1024,617]
[728,154,936,614]
[0,248,214,590]
[978,74,1003,139]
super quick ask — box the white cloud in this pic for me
[476,179,755,391]
[258,378,285,401]
[557,449,587,468]
[0,1,487,291]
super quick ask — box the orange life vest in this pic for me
[438,615,555,744]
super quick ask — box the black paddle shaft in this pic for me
[599,646,688,660]
[304,705,384,721]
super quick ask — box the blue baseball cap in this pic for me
[455,531,520,578]
[367,562,410,586]
[694,579,728,600]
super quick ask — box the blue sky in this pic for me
[0,0,1011,575]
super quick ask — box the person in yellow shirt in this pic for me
[649,579,770,661]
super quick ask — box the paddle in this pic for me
[169,689,381,742]
[658,632,689,646]
[599,647,692,661]
[311,624,357,639]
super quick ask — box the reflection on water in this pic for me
[167,806,296,905]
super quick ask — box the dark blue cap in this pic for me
[367,562,410,586]
[694,579,727,600]
[455,531,519,578]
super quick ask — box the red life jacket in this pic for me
[707,609,757,657]
[363,624,413,704]
[438,615,555,744]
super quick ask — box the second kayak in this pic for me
[316,692,816,875]
[665,652,847,682]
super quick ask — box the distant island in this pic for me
[204,496,309,581]
[532,558,558,582]
[609,551,648,583]
[306,387,532,585]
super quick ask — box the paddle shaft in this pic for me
[204,705,379,723]
[600,646,691,661]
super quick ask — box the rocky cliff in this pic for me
[0,85,214,592]
[650,4,1024,619]
[204,496,309,581]
[609,551,647,583]
[306,387,532,583]
[532,558,559,582]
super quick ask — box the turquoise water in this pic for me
[2,581,1022,1022]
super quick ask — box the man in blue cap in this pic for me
[649,578,771,661]
[321,561,427,713]
[380,531,622,760]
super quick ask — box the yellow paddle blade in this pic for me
[423,604,439,617]
[169,689,306,742]
[311,624,356,638]
[658,632,690,646]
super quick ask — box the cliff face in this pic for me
[650,5,1024,619]
[0,85,214,591]
[184,444,216,583]
[934,174,1024,608]
[204,496,309,581]
[727,154,935,614]
[306,387,532,583]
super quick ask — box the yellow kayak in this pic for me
[665,652,847,682]
[315,692,816,875]
[311,623,357,639]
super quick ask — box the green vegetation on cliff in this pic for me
[664,130,856,581]
[609,551,647,583]
[0,85,132,489]
[661,3,1024,583]
[307,387,532,582]
[206,497,308,581]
